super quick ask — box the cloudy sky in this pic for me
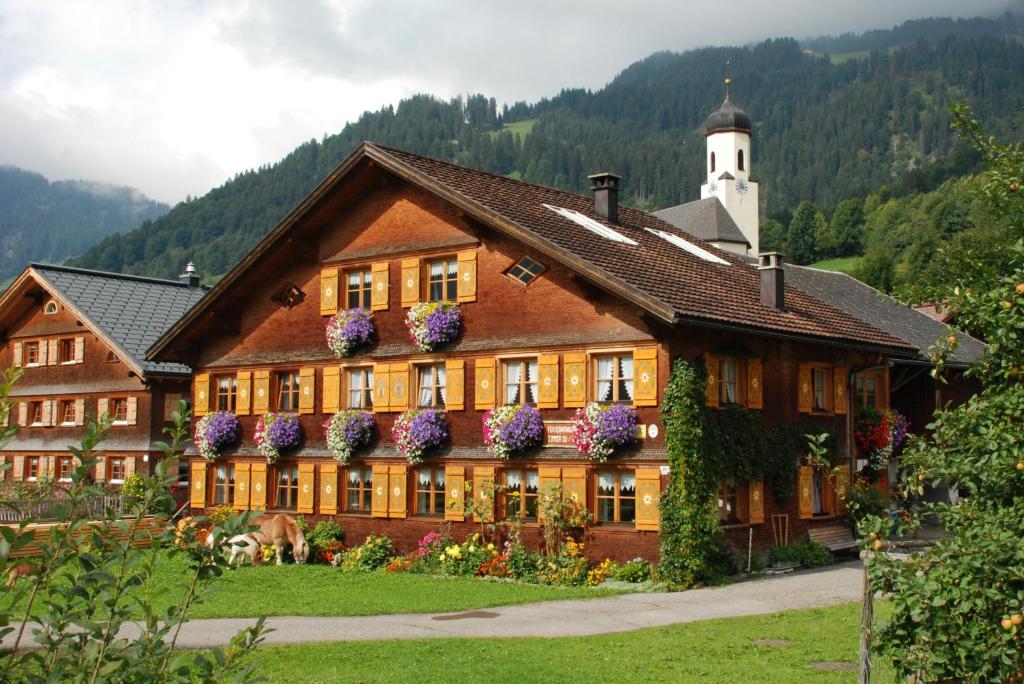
[0,0,1013,204]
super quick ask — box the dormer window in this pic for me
[44,301,58,315]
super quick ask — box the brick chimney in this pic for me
[758,252,784,310]
[588,172,621,224]
[179,262,200,287]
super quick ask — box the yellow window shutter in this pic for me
[444,465,466,521]
[797,364,812,413]
[833,466,851,514]
[703,353,719,407]
[194,373,210,417]
[562,352,587,408]
[445,360,465,411]
[633,348,659,407]
[635,467,662,531]
[250,462,267,510]
[370,261,390,311]
[371,464,390,517]
[299,367,316,414]
[233,462,251,511]
[297,463,315,514]
[388,464,407,518]
[473,465,495,522]
[401,258,420,307]
[322,366,341,414]
[536,354,560,409]
[833,366,848,415]
[389,362,410,411]
[319,462,338,514]
[190,461,207,509]
[457,249,477,303]
[253,370,270,415]
[236,371,252,415]
[748,480,765,524]
[561,466,587,509]
[320,267,339,315]
[746,358,764,410]
[474,358,496,410]
[797,465,814,519]
[538,466,562,521]
[373,363,391,413]
[12,455,24,481]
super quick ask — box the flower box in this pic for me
[392,409,448,464]
[406,302,461,352]
[571,402,638,462]
[326,308,375,357]
[254,413,301,463]
[194,411,240,461]
[324,410,375,464]
[483,404,544,459]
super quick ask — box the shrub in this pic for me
[505,542,543,582]
[614,558,652,583]
[339,535,394,572]
[120,472,146,499]
[845,476,888,524]
[587,559,618,586]
[307,520,345,563]
[770,540,830,568]
[536,540,589,586]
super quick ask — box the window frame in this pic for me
[504,256,547,287]
[501,357,539,406]
[110,397,129,424]
[717,356,746,406]
[425,256,458,303]
[592,352,635,404]
[276,370,301,413]
[25,456,41,482]
[717,482,748,526]
[855,370,886,410]
[57,338,75,364]
[24,341,40,366]
[43,301,59,315]
[344,465,373,513]
[58,399,76,426]
[211,463,235,506]
[108,457,127,484]
[344,267,374,310]
[214,374,238,413]
[273,462,299,511]
[501,467,540,523]
[29,401,44,426]
[413,466,446,517]
[56,456,73,482]
[414,362,447,408]
[595,468,637,525]
[345,366,374,409]
[808,364,833,414]
[106,351,120,364]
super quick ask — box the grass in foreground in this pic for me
[809,256,865,275]
[255,602,896,683]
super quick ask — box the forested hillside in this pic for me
[0,167,168,283]
[70,15,1024,281]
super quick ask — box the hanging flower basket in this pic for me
[483,404,544,460]
[392,409,449,464]
[254,413,301,463]
[406,302,461,352]
[855,408,909,472]
[571,402,638,462]
[325,308,376,357]
[324,410,376,464]
[194,411,240,461]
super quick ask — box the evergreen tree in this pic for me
[821,197,865,257]
[759,219,786,252]
[786,201,823,265]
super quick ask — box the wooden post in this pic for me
[859,551,873,684]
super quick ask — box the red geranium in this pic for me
[855,408,891,452]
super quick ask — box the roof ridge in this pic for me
[31,262,206,289]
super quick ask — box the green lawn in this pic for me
[809,256,864,275]
[254,602,896,683]
[490,118,535,140]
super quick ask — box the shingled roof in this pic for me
[31,264,206,376]
[652,196,750,246]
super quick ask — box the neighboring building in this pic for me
[0,264,205,487]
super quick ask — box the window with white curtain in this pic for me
[347,367,374,409]
[427,258,458,302]
[416,363,446,408]
[503,359,538,405]
[594,354,634,403]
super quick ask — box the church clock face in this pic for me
[735,179,749,194]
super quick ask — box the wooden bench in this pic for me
[808,524,859,553]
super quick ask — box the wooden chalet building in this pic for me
[0,264,206,487]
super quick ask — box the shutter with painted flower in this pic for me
[474,358,496,410]
[371,464,389,518]
[401,258,420,308]
[635,467,662,531]
[253,370,270,415]
[370,261,389,311]
[633,348,658,407]
[833,366,848,415]
[536,354,559,409]
[373,363,391,413]
[193,374,210,417]
[456,250,477,303]
[319,462,338,514]
[298,367,316,414]
[322,366,340,414]
[561,467,587,509]
[320,267,339,315]
[797,364,812,414]
[797,465,813,519]
[445,359,464,411]
[250,462,267,510]
[233,462,251,511]
[537,466,561,521]
[748,480,765,524]
[444,465,465,521]
[704,353,719,408]
[388,464,407,518]
[746,358,764,410]
[190,461,207,509]
[562,353,587,408]
[472,466,494,522]
[389,363,409,412]
[297,463,315,514]
[235,371,252,415]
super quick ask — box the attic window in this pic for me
[542,204,638,246]
[505,256,546,286]
[106,351,120,364]
[272,284,305,310]
[644,228,730,266]
[44,300,58,315]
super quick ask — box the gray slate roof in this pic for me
[652,196,750,246]
[32,264,207,376]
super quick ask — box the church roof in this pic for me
[704,94,752,134]
[652,197,750,246]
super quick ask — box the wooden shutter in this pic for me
[444,465,466,521]
[797,364,812,413]
[74,398,85,426]
[797,465,814,519]
[401,258,420,307]
[389,362,409,412]
[833,366,848,415]
[456,249,477,303]
[127,397,138,425]
[97,398,108,421]
[704,353,719,407]
[41,400,52,427]
[635,467,662,531]
[194,373,210,417]
[371,464,390,517]
[833,466,850,514]
[562,352,587,408]
[17,402,26,427]
[190,462,207,509]
[538,466,561,521]
[233,462,251,511]
[370,261,389,311]
[319,462,338,514]
[73,336,85,364]
[633,348,658,407]
[322,366,341,414]
[473,465,494,522]
[48,455,58,478]
[536,354,559,409]
[748,480,765,524]
[250,462,267,510]
[12,341,22,367]
[561,466,587,509]
[746,357,764,410]
[45,339,56,365]
[373,363,391,413]
[445,359,465,411]
[253,370,270,415]
[474,358,496,410]
[12,455,24,481]
[297,463,315,514]
[320,267,339,315]
[388,464,407,518]
[236,371,252,415]
[298,367,316,414]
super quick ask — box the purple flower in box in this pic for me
[406,302,462,352]
[326,308,376,357]
[194,411,240,461]
[572,402,637,462]
[392,409,449,464]
[483,404,544,460]
[255,413,301,463]
[324,410,375,464]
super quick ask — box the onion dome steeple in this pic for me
[703,78,752,135]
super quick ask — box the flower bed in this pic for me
[483,404,544,459]
[254,413,301,462]
[392,409,448,464]
[194,411,240,461]
[406,302,461,351]
[325,308,375,357]
[571,402,638,462]
[324,410,375,464]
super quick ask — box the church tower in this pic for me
[700,81,759,255]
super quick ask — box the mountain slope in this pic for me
[0,166,168,282]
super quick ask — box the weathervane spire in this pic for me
[724,59,732,101]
